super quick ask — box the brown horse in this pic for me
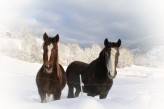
[66,38,121,99]
[36,33,66,103]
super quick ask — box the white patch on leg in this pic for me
[46,94,50,102]
[42,98,47,103]
[107,48,117,77]
[47,44,53,61]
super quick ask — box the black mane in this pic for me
[95,48,108,78]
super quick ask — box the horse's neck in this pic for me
[95,56,108,77]
[53,52,62,79]
[97,49,107,72]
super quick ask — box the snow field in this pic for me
[0,54,164,109]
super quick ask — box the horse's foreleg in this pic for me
[38,90,47,103]
[75,89,80,97]
[99,92,108,99]
[53,91,61,100]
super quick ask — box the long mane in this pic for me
[94,48,108,78]
[56,48,62,79]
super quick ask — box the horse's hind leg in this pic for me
[75,89,80,97]
[67,83,74,98]
[87,93,95,97]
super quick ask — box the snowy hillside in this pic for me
[0,54,164,109]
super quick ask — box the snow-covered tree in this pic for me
[58,43,71,65]
[83,43,101,63]
[59,43,101,65]
[118,48,134,68]
[67,43,84,63]
[7,27,43,63]
[134,54,150,66]
[2,27,136,67]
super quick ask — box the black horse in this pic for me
[66,38,121,99]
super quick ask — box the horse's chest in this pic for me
[84,79,112,94]
[42,80,54,92]
[38,76,59,93]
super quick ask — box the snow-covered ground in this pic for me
[0,54,164,109]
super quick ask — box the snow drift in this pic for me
[0,54,164,109]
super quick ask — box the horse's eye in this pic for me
[105,52,110,56]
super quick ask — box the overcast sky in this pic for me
[0,0,164,48]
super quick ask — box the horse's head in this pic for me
[104,38,121,79]
[42,32,59,74]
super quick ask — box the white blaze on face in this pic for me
[47,43,53,61]
[107,48,117,77]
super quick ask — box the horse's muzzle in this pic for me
[44,65,53,74]
[44,64,52,69]
[108,71,117,79]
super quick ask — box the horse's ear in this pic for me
[43,32,48,41]
[117,39,121,47]
[54,34,59,43]
[104,38,109,47]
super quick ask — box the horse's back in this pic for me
[66,61,88,81]
[66,61,88,74]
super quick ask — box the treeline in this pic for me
[1,27,158,68]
